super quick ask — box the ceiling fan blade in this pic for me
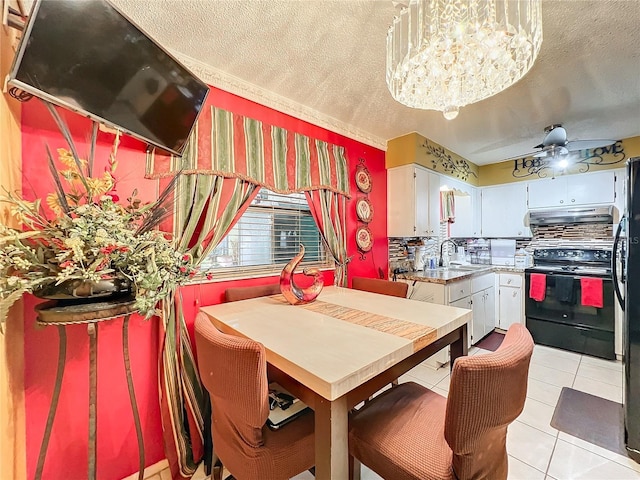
[565,139,616,151]
[501,150,545,161]
[533,150,550,158]
[542,126,568,147]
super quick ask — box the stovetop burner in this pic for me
[526,265,612,276]
[528,247,613,278]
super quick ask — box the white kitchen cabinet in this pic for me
[497,273,524,330]
[447,179,480,238]
[470,273,496,343]
[481,183,530,237]
[614,168,626,230]
[388,164,440,237]
[527,170,616,209]
[404,278,472,368]
[472,188,482,237]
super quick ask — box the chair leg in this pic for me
[211,459,223,480]
[349,455,361,480]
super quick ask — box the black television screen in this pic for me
[9,0,209,156]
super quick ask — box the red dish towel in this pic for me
[581,277,604,308]
[529,273,547,301]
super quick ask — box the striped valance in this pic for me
[145,106,351,198]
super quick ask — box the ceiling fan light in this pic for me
[557,159,569,169]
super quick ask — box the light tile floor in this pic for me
[189,344,640,480]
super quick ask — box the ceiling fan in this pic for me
[521,124,616,159]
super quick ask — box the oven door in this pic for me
[525,271,615,359]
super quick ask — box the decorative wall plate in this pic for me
[355,197,374,223]
[355,165,372,193]
[355,225,373,252]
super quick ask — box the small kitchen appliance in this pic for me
[490,239,516,266]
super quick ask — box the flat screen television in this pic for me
[9,0,209,156]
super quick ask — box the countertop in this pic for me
[397,265,526,285]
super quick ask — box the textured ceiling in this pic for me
[107,1,639,164]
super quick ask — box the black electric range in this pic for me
[525,248,615,359]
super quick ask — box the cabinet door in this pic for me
[408,281,445,304]
[426,171,441,237]
[448,183,478,238]
[499,285,522,329]
[483,286,496,336]
[471,291,485,345]
[614,168,626,232]
[527,177,567,208]
[387,165,417,237]
[415,166,432,236]
[472,188,482,237]
[566,170,615,206]
[481,183,530,237]
[449,296,472,347]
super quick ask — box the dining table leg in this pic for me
[449,323,469,370]
[314,395,349,480]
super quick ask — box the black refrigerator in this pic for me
[614,157,640,461]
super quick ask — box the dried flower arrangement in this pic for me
[0,102,195,325]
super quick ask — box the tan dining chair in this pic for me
[351,276,408,298]
[348,323,534,480]
[194,313,315,480]
[224,283,281,302]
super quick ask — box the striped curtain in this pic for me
[160,134,260,479]
[440,190,456,223]
[146,105,350,198]
[305,189,349,286]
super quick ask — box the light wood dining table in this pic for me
[199,285,472,480]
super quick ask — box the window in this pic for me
[200,190,332,279]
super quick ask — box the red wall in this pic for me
[20,87,387,479]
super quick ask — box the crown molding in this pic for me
[173,52,387,151]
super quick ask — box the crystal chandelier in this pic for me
[386,0,543,120]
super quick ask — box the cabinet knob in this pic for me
[507,279,512,284]
[571,199,575,203]
[513,291,518,297]
[518,231,522,235]
[560,200,564,204]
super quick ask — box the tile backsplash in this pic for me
[531,222,613,240]
[390,221,615,273]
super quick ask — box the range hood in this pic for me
[528,205,614,226]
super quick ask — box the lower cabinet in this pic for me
[402,274,497,368]
[471,286,496,343]
[497,273,524,329]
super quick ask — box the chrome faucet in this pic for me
[439,239,459,267]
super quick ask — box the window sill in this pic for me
[187,265,336,285]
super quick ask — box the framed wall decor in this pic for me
[355,225,373,253]
[355,197,374,223]
[355,164,372,193]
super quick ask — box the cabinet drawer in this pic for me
[471,273,494,293]
[447,279,471,302]
[499,273,523,288]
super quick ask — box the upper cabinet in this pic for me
[527,170,616,209]
[387,164,440,237]
[481,183,531,238]
[446,178,481,238]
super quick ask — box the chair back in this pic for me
[444,324,534,480]
[194,313,270,451]
[225,284,281,302]
[351,277,408,298]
